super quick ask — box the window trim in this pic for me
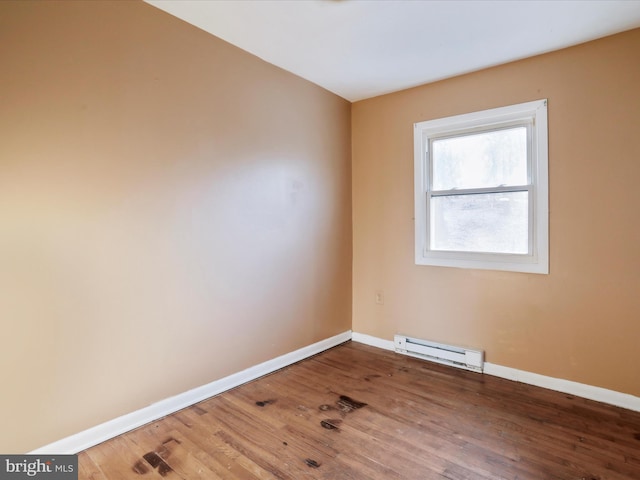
[414,99,549,274]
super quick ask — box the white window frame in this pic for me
[414,99,549,274]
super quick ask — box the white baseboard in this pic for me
[351,332,395,351]
[30,330,352,454]
[482,362,640,412]
[352,332,640,413]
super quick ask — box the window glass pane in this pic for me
[432,127,527,190]
[430,191,529,254]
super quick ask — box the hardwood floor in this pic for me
[79,342,640,479]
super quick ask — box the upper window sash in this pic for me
[427,121,533,193]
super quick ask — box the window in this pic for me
[414,99,548,274]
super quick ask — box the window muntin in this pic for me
[414,100,548,274]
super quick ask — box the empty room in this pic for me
[1,1,639,478]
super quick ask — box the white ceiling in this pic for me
[145,0,640,102]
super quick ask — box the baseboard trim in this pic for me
[482,362,640,412]
[30,330,352,454]
[351,332,395,351]
[352,332,640,413]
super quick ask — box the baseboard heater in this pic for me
[394,335,484,373]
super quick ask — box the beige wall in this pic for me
[353,28,640,398]
[0,1,351,452]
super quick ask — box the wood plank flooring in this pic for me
[79,341,640,479]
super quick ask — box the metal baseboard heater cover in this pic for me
[394,335,484,373]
